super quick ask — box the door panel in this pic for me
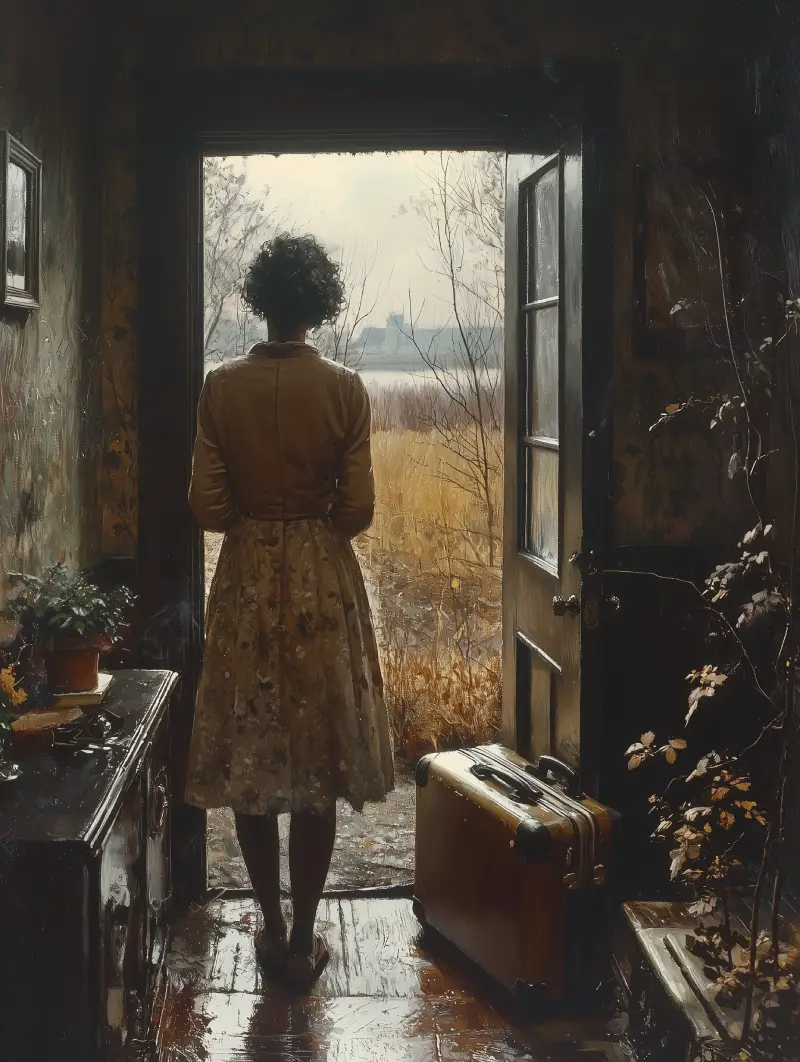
[503,124,585,770]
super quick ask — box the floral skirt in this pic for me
[185,517,395,815]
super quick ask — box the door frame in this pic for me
[136,63,615,902]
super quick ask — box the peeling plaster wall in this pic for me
[98,0,765,558]
[0,2,102,576]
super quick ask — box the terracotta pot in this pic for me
[44,639,101,694]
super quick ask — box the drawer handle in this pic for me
[150,781,168,835]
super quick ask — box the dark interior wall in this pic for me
[753,13,800,891]
[610,57,773,555]
[0,1,103,578]
[600,40,796,894]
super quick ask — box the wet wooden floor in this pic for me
[157,897,624,1061]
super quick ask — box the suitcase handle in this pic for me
[470,763,542,805]
[528,755,581,797]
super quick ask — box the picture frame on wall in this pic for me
[1,132,42,311]
[632,164,740,360]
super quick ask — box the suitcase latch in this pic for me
[563,845,579,887]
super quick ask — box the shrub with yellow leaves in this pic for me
[623,286,800,1058]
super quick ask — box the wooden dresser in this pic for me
[0,670,179,1062]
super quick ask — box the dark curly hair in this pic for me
[241,233,346,331]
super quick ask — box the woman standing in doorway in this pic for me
[185,234,395,991]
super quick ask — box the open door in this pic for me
[502,100,611,788]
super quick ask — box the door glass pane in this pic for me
[527,165,559,301]
[527,306,559,438]
[527,445,558,566]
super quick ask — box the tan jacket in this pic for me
[189,342,375,538]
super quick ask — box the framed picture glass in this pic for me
[1,133,41,311]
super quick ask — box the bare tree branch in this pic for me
[203,157,286,366]
[312,244,388,368]
[400,152,505,565]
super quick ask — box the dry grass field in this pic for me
[357,428,502,755]
[203,423,503,758]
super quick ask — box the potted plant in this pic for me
[0,663,27,728]
[5,564,135,694]
[0,664,25,781]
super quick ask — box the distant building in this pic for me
[203,309,504,374]
[354,312,502,371]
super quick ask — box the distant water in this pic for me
[359,367,501,389]
[204,359,499,390]
[359,369,430,388]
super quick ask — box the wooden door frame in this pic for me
[136,63,614,903]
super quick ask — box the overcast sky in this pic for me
[242,151,478,329]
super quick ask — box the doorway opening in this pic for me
[201,150,505,892]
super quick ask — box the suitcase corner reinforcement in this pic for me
[514,818,555,862]
[414,753,435,787]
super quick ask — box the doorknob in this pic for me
[552,595,581,617]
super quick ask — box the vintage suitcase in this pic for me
[413,744,619,1005]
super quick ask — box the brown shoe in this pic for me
[284,933,329,993]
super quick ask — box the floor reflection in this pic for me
[159,898,623,1061]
